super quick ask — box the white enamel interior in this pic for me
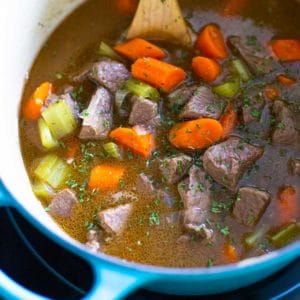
[0,0,85,246]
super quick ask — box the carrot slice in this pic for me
[192,56,221,82]
[277,75,296,87]
[220,103,238,139]
[270,39,300,62]
[195,24,228,59]
[89,164,125,191]
[22,82,52,120]
[131,57,186,92]
[115,0,138,14]
[264,85,280,100]
[65,138,80,158]
[277,186,298,225]
[114,38,166,61]
[222,0,249,16]
[223,243,239,263]
[169,118,223,150]
[110,127,155,158]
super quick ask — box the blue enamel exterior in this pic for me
[0,180,299,300]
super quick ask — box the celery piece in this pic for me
[269,223,300,248]
[99,42,125,63]
[244,225,268,248]
[124,78,160,101]
[42,100,77,139]
[38,117,59,150]
[212,79,240,97]
[32,180,54,199]
[231,59,251,82]
[103,142,122,159]
[34,154,70,189]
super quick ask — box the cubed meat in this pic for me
[178,165,213,238]
[203,137,264,191]
[233,187,271,226]
[272,100,297,145]
[157,190,176,208]
[49,189,77,218]
[44,93,79,120]
[85,229,102,252]
[79,87,113,140]
[23,120,44,151]
[242,89,265,124]
[136,173,156,195]
[98,203,133,235]
[167,84,198,111]
[289,158,300,176]
[129,96,160,127]
[159,154,192,184]
[180,86,224,120]
[88,58,130,93]
[228,36,273,76]
[163,211,183,225]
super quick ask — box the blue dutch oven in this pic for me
[0,1,299,299]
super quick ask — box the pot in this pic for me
[0,1,299,299]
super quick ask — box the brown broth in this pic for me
[19,0,300,267]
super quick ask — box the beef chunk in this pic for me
[180,86,224,120]
[159,154,192,184]
[178,165,213,238]
[242,89,265,124]
[203,137,264,191]
[79,87,112,140]
[157,190,176,208]
[98,203,133,235]
[49,189,77,218]
[136,173,156,195]
[163,211,183,225]
[228,36,273,76]
[233,187,271,226]
[272,100,297,145]
[23,120,43,151]
[44,93,79,120]
[85,229,102,252]
[289,158,300,176]
[129,96,160,127]
[167,85,198,111]
[88,58,130,93]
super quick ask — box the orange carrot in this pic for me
[223,243,239,263]
[277,186,298,225]
[114,38,166,61]
[270,39,300,62]
[195,24,228,59]
[115,0,138,14]
[22,82,52,120]
[110,127,155,158]
[89,164,125,191]
[220,103,238,139]
[264,85,280,100]
[131,57,186,92]
[169,118,223,150]
[192,56,221,82]
[65,138,80,158]
[222,0,249,16]
[277,75,296,87]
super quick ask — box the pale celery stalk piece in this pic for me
[34,154,70,189]
[124,78,160,101]
[32,180,54,199]
[42,100,77,139]
[231,59,251,82]
[103,142,122,159]
[38,117,59,150]
[99,42,125,63]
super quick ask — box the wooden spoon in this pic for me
[127,0,192,47]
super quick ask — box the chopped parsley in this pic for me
[217,223,231,236]
[207,258,214,267]
[149,211,160,225]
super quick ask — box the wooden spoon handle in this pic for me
[127,0,192,47]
